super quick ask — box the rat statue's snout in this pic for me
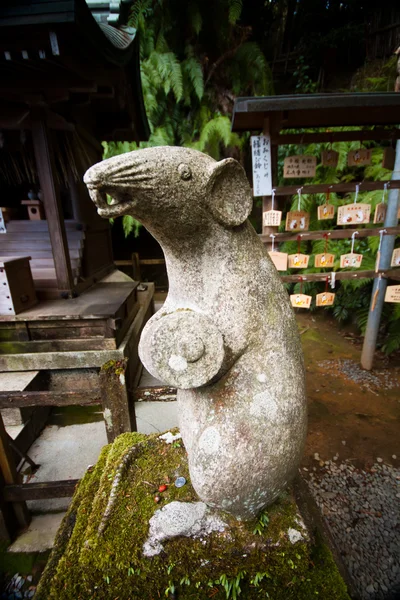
[84,146,307,521]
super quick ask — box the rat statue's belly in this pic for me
[176,348,307,520]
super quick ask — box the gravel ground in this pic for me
[305,458,400,600]
[317,359,400,391]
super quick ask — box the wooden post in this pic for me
[132,253,142,281]
[31,109,74,296]
[361,140,400,370]
[0,413,30,542]
[99,359,137,443]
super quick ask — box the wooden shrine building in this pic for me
[0,0,153,541]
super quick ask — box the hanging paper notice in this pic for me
[283,155,316,178]
[391,248,400,267]
[321,150,339,168]
[288,254,310,268]
[251,135,272,196]
[290,294,312,309]
[263,210,282,227]
[337,204,370,225]
[373,203,387,224]
[0,208,6,234]
[316,292,335,306]
[385,286,400,303]
[268,251,288,271]
[385,285,400,302]
[285,210,310,232]
[314,253,335,268]
[347,149,372,166]
[318,204,335,220]
[340,253,363,268]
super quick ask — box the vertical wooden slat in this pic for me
[0,413,30,541]
[31,109,74,295]
[99,359,135,443]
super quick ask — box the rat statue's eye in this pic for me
[178,163,192,180]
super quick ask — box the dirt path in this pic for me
[299,312,400,470]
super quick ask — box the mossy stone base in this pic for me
[36,432,350,600]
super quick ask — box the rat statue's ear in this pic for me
[206,158,253,227]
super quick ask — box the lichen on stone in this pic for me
[36,432,350,600]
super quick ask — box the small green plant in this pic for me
[165,581,175,596]
[253,510,270,535]
[215,570,247,599]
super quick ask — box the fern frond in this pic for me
[188,2,202,34]
[228,0,242,24]
[122,215,141,238]
[182,57,204,100]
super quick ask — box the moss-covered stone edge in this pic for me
[36,432,351,600]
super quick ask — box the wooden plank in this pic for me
[0,232,83,241]
[0,240,83,250]
[0,414,30,536]
[0,338,116,354]
[6,220,80,231]
[133,386,177,402]
[3,480,79,502]
[0,390,101,409]
[0,249,81,259]
[280,269,400,283]
[0,371,39,392]
[0,281,138,322]
[0,348,121,371]
[267,181,400,196]
[0,322,29,342]
[261,226,400,243]
[31,110,74,294]
[273,128,400,145]
[99,359,132,442]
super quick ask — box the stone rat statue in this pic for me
[84,147,307,521]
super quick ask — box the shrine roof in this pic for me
[0,0,149,141]
[232,93,400,133]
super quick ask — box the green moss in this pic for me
[36,432,350,600]
[0,545,49,577]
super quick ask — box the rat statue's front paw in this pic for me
[139,311,225,389]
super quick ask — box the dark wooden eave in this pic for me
[0,0,149,142]
[232,93,400,134]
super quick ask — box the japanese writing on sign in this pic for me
[316,292,335,306]
[288,254,310,269]
[251,135,272,196]
[337,204,370,225]
[263,209,282,227]
[283,155,316,178]
[385,285,400,303]
[317,204,335,220]
[0,209,6,234]
[290,294,312,309]
[391,248,400,267]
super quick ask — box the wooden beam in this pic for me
[4,480,79,502]
[267,181,400,197]
[31,109,74,295]
[0,414,30,538]
[133,386,177,402]
[273,129,400,145]
[0,390,101,409]
[260,226,400,243]
[281,269,400,283]
[99,358,134,443]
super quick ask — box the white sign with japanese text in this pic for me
[251,135,272,197]
[0,208,6,234]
